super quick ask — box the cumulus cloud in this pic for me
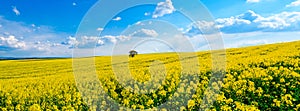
[12,6,20,16]
[61,36,105,48]
[62,33,138,49]
[246,0,260,3]
[112,17,121,21]
[61,34,132,49]
[0,35,26,51]
[102,35,118,44]
[152,0,175,18]
[254,11,300,30]
[214,10,300,33]
[101,35,131,44]
[286,0,300,7]
[236,10,261,21]
[0,17,74,57]
[130,29,159,37]
[81,36,105,46]
[144,12,151,16]
[135,21,143,25]
[183,21,220,37]
[183,26,202,37]
[97,27,104,31]
[31,41,62,52]
[216,17,251,28]
[0,17,65,41]
[66,29,158,48]
[216,10,258,29]
[61,36,79,47]
[256,13,288,29]
[182,10,300,36]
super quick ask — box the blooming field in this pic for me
[0,41,299,110]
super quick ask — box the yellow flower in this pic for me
[131,105,136,109]
[296,104,300,110]
[123,99,129,106]
[273,99,281,107]
[256,87,263,96]
[282,89,286,93]
[220,105,231,111]
[161,108,167,111]
[280,78,285,83]
[188,100,195,108]
[138,105,144,110]
[159,90,167,96]
[226,98,233,104]
[236,90,243,96]
[29,104,41,111]
[180,106,186,111]
[146,99,154,106]
[251,101,258,106]
[216,93,226,102]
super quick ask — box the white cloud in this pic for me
[102,35,118,44]
[82,36,104,46]
[62,35,130,48]
[69,29,157,47]
[0,17,56,39]
[286,0,300,7]
[216,10,258,28]
[216,12,253,28]
[255,11,300,30]
[152,0,175,18]
[214,10,300,33]
[0,17,73,57]
[144,12,151,16]
[246,0,260,3]
[101,35,131,44]
[62,34,131,48]
[130,29,159,37]
[0,35,26,50]
[117,35,131,41]
[178,28,184,31]
[135,21,143,25]
[12,6,20,16]
[62,36,105,48]
[31,41,62,52]
[237,10,261,21]
[97,27,104,31]
[112,17,121,21]
[183,21,220,37]
[72,2,77,6]
[61,36,79,46]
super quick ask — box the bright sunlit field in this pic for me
[0,41,300,111]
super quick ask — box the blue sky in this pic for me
[0,0,300,57]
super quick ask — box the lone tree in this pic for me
[129,50,138,57]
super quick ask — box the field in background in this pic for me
[0,41,300,110]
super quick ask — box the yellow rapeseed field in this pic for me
[0,41,299,110]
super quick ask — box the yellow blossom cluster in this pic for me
[0,41,299,110]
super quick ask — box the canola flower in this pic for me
[0,41,299,110]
